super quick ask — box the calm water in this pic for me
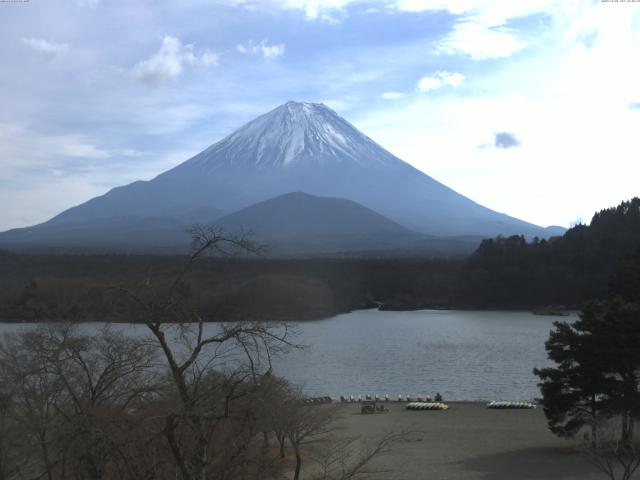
[271,309,575,401]
[0,309,574,401]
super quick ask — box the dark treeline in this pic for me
[1,197,640,321]
[0,253,459,322]
[457,197,640,309]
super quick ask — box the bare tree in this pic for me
[580,418,640,480]
[284,401,412,480]
[0,382,20,480]
[114,226,297,480]
[286,403,340,480]
[308,430,410,480]
[0,324,160,480]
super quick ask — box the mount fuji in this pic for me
[0,101,563,254]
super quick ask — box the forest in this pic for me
[1,197,639,322]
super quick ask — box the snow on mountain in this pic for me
[184,102,398,170]
[172,102,398,173]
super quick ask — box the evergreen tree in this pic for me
[535,300,640,446]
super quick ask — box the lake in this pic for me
[0,309,574,401]
[272,309,573,401]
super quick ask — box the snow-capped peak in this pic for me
[186,101,402,171]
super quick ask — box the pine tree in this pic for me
[534,300,640,446]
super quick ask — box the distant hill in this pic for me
[0,101,563,255]
[455,197,640,308]
[217,192,412,237]
[214,192,421,254]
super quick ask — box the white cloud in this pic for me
[21,37,69,56]
[0,122,151,230]
[232,1,558,58]
[236,39,285,60]
[396,1,571,60]
[381,91,405,100]
[229,0,560,26]
[224,0,563,59]
[416,71,464,92]
[393,0,560,20]
[435,21,527,60]
[254,0,354,21]
[0,122,145,176]
[134,35,218,86]
[184,47,219,67]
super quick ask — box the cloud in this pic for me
[397,1,564,59]
[230,0,352,21]
[236,39,285,60]
[381,91,406,100]
[416,71,464,92]
[435,22,527,59]
[232,0,561,29]
[0,123,145,173]
[222,1,548,61]
[0,122,152,230]
[21,37,69,56]
[134,35,218,86]
[494,132,520,149]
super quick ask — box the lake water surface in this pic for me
[0,309,574,401]
[272,309,575,401]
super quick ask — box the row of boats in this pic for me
[339,396,537,409]
[406,402,449,410]
[299,396,333,405]
[405,401,536,411]
[313,396,537,409]
[340,394,442,403]
[486,401,536,409]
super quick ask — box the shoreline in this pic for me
[0,306,579,324]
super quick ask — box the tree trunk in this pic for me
[194,419,208,480]
[591,396,598,449]
[621,412,633,449]
[293,447,302,480]
[279,436,286,459]
[40,431,54,480]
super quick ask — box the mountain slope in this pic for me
[0,216,193,252]
[0,101,562,252]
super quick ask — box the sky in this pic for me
[1,0,640,231]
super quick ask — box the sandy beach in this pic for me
[329,402,603,480]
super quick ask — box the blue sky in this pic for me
[1,0,640,231]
